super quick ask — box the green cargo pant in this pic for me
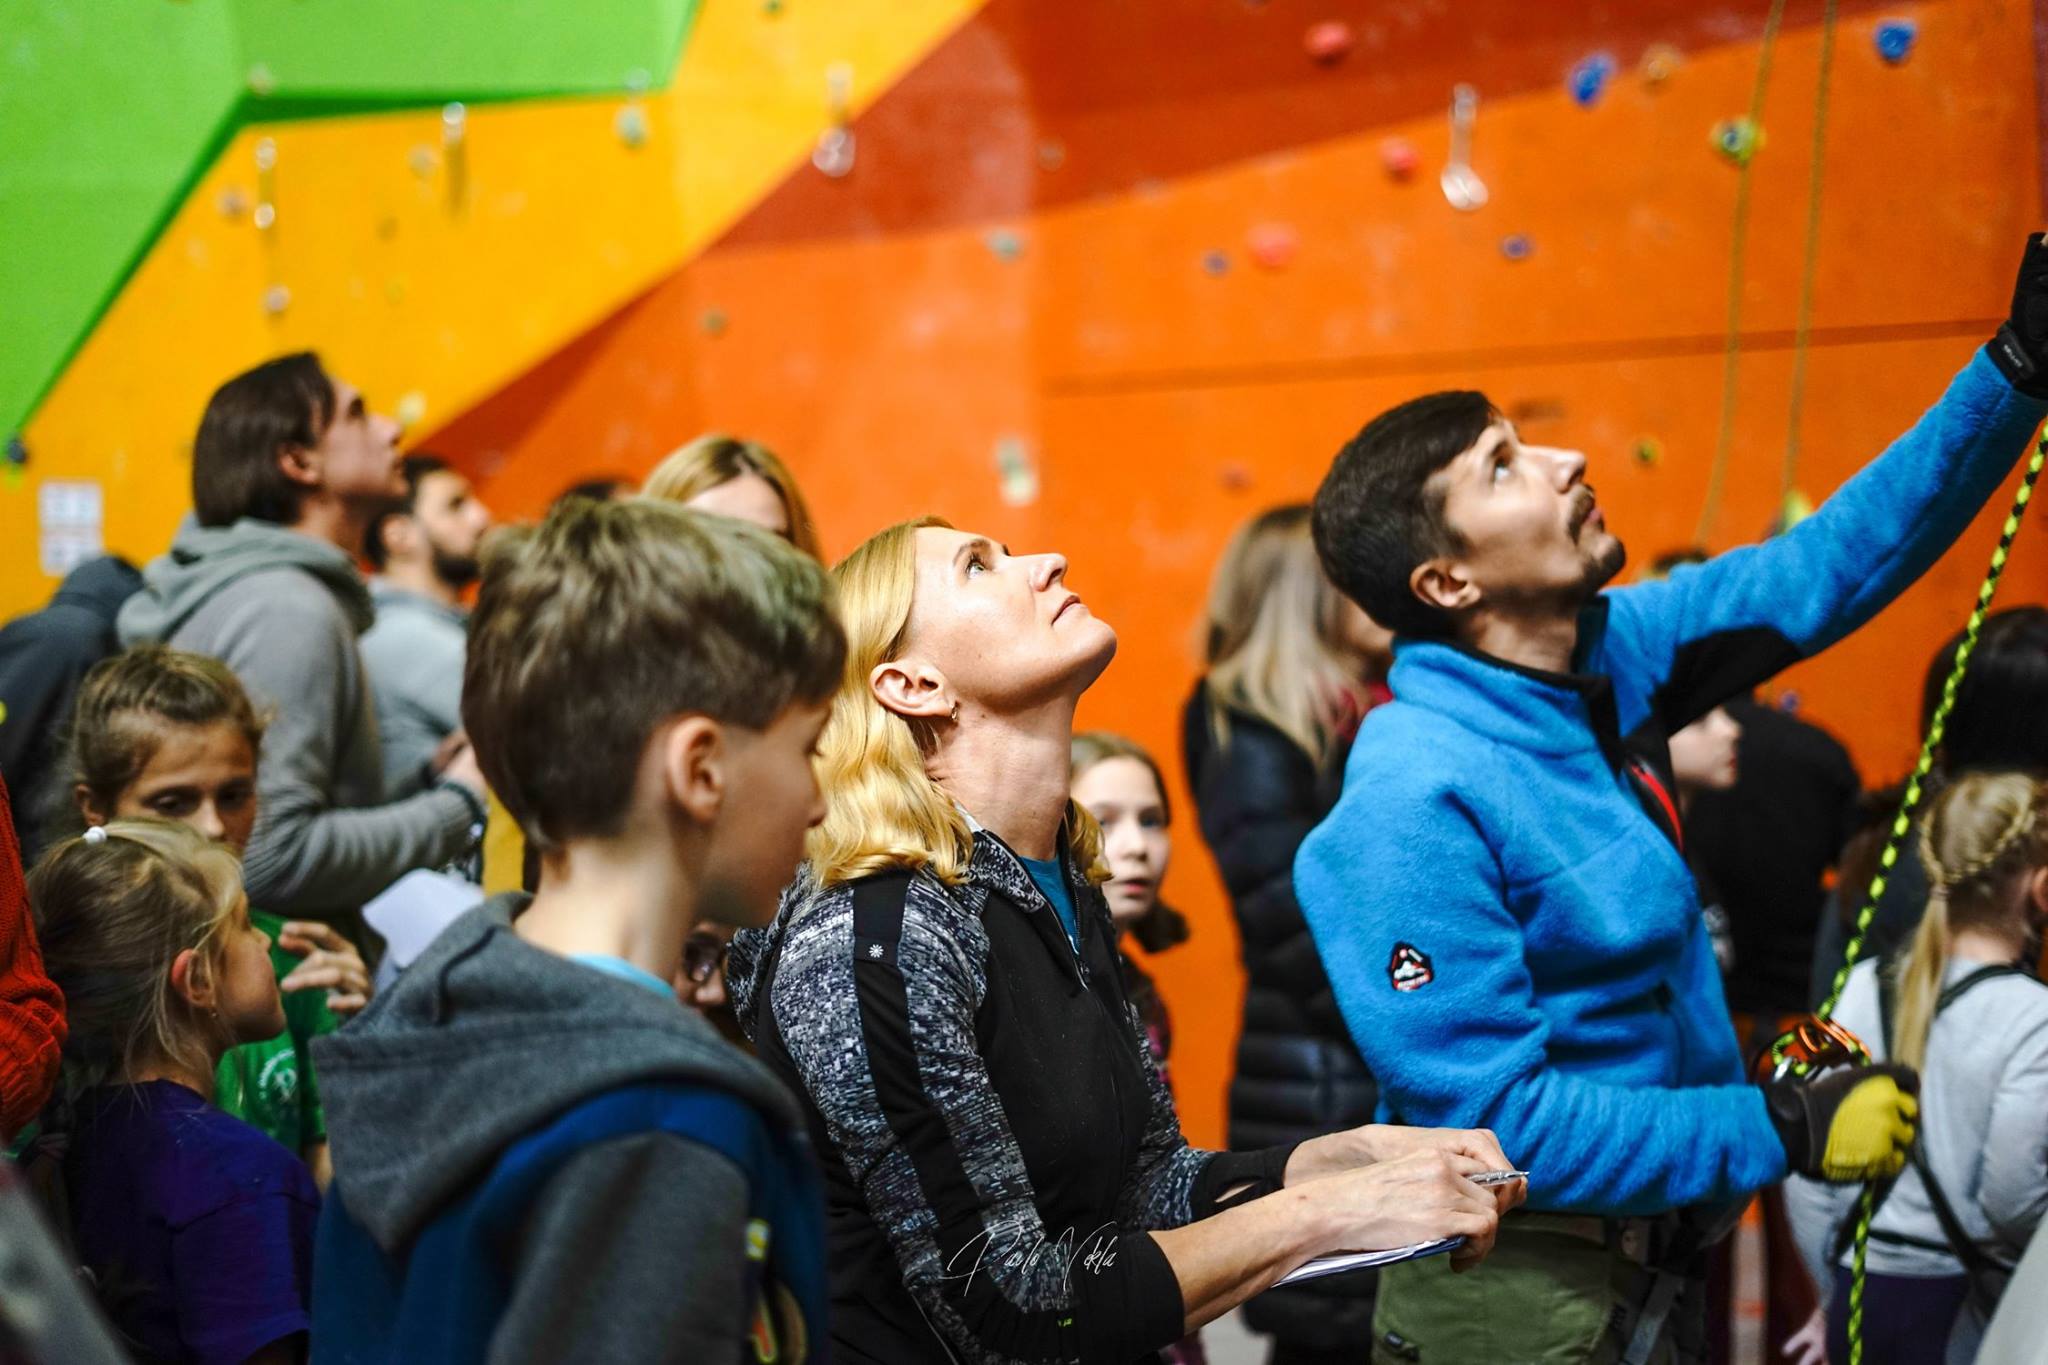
[1369,1214,1708,1364]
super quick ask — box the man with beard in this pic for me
[1292,238,2048,1362]
[362,454,494,797]
[120,356,489,944]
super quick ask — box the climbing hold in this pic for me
[4,434,27,468]
[395,392,428,428]
[1380,137,1420,180]
[218,188,247,219]
[1875,19,1916,64]
[246,63,276,97]
[1202,249,1231,277]
[814,63,856,178]
[1568,52,1615,108]
[615,105,649,148]
[1220,461,1253,491]
[1711,116,1764,166]
[1640,43,1683,87]
[409,146,437,177]
[263,285,290,316]
[985,228,1024,261]
[1303,21,1355,64]
[1633,437,1664,467]
[253,202,276,232]
[1777,690,1803,715]
[762,0,783,14]
[442,103,467,144]
[813,127,854,177]
[1037,140,1067,171]
[1246,222,1298,270]
[700,308,729,337]
[994,437,1039,508]
[1500,234,1533,261]
[1776,488,1815,531]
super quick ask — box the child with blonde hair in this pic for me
[31,819,316,1364]
[1790,771,2048,1364]
[66,644,369,1186]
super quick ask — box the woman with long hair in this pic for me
[728,517,1520,1365]
[1180,504,1392,1365]
[1789,772,2048,1364]
[642,433,821,560]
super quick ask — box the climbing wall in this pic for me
[428,0,2048,1146]
[0,0,981,605]
[9,0,2044,1146]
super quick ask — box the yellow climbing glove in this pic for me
[1763,1062,1920,1183]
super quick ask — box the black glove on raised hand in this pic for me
[1763,1062,1919,1183]
[1990,233,2048,398]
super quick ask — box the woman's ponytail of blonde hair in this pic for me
[1892,771,2045,1071]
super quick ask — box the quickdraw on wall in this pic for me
[1763,427,2047,1365]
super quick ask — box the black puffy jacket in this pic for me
[1181,683,1379,1349]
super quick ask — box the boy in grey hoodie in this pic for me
[312,497,844,1363]
[117,354,487,936]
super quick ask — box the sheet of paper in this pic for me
[362,868,481,992]
[1275,1237,1463,1286]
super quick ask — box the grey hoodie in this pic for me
[315,893,802,1362]
[117,519,475,926]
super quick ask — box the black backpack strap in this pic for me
[1937,963,2031,1011]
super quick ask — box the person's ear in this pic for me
[168,948,214,1013]
[870,659,953,722]
[1410,555,1481,615]
[2026,865,2048,921]
[75,786,110,826]
[659,715,726,825]
[277,441,321,491]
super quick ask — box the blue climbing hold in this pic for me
[1500,234,1533,261]
[1568,52,1615,108]
[1202,250,1230,277]
[1875,19,1916,64]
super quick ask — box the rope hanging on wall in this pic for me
[1694,0,1789,544]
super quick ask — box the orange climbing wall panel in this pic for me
[437,0,2043,1147]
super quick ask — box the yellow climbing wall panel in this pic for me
[3,0,981,614]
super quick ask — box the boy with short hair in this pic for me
[311,497,844,1364]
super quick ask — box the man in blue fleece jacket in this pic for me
[1295,237,2048,1362]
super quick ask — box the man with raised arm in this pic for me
[1295,238,2048,1362]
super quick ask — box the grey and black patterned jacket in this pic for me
[728,829,1296,1365]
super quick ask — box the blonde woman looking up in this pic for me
[637,433,823,1018]
[1788,771,2048,1365]
[642,433,821,559]
[1180,503,1393,1365]
[726,517,1520,1365]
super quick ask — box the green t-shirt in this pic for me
[213,910,338,1154]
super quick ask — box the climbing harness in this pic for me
[1764,428,2047,1364]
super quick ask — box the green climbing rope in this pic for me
[1792,430,2047,1364]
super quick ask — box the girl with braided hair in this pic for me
[1788,771,2048,1364]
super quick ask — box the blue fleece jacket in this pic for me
[1296,349,2046,1217]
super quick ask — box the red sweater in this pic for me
[0,771,64,1139]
